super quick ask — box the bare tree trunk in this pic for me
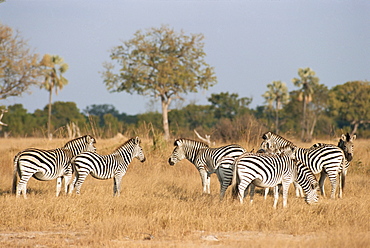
[275,99,279,134]
[161,97,170,141]
[301,95,307,142]
[307,115,317,142]
[48,89,53,140]
[351,122,359,136]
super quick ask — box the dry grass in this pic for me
[0,136,369,247]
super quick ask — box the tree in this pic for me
[262,81,289,134]
[40,54,69,139]
[208,92,252,120]
[0,24,42,100]
[102,25,217,140]
[329,81,370,135]
[292,67,319,141]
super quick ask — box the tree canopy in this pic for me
[0,23,42,100]
[329,81,370,135]
[102,25,217,140]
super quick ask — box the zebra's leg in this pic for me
[327,172,338,199]
[74,173,88,195]
[319,170,327,198]
[199,169,210,194]
[264,188,269,200]
[64,173,73,195]
[281,182,291,208]
[69,174,78,194]
[293,181,304,198]
[17,172,34,199]
[338,170,347,198]
[273,185,280,209]
[238,184,248,204]
[113,175,123,197]
[56,177,63,197]
[249,184,255,204]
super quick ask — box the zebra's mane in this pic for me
[262,131,295,147]
[63,135,95,148]
[174,138,209,148]
[113,137,138,152]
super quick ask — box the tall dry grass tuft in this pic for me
[0,137,369,247]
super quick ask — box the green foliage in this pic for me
[2,104,38,137]
[208,92,251,120]
[262,81,289,133]
[329,81,370,135]
[50,101,86,128]
[102,25,217,139]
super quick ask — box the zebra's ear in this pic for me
[174,139,182,147]
[135,136,140,144]
[341,134,346,142]
[88,135,96,144]
[262,131,271,140]
[350,134,356,142]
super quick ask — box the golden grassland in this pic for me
[0,136,369,247]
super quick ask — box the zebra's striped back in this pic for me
[288,145,345,198]
[12,135,96,198]
[72,137,145,196]
[168,138,245,196]
[231,152,318,208]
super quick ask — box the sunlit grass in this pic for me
[0,137,369,247]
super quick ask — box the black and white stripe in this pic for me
[168,138,246,199]
[259,132,346,199]
[311,132,356,198]
[230,151,319,208]
[12,135,96,198]
[71,137,145,196]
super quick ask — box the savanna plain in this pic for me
[0,136,369,247]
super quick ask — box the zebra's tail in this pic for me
[12,152,20,194]
[231,157,239,200]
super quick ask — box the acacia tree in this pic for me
[40,54,69,139]
[102,25,217,140]
[262,81,289,134]
[0,24,42,100]
[292,67,319,141]
[329,81,370,135]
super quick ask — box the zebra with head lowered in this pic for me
[229,150,319,208]
[12,135,96,199]
[71,137,145,196]
[312,132,356,198]
[168,138,246,200]
[259,131,346,199]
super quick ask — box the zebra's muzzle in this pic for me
[168,158,175,166]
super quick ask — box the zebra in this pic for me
[12,135,96,199]
[259,131,346,199]
[229,150,319,208]
[168,138,246,199]
[71,137,146,196]
[311,132,356,198]
[256,148,304,199]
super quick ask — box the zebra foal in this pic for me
[12,135,96,199]
[229,151,319,208]
[259,131,346,199]
[168,138,245,199]
[71,137,145,196]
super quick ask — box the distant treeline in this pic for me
[1,84,369,141]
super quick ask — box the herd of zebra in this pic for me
[11,131,356,208]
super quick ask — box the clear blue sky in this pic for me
[1,0,369,115]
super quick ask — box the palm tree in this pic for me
[40,54,69,139]
[292,67,319,142]
[262,81,289,134]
